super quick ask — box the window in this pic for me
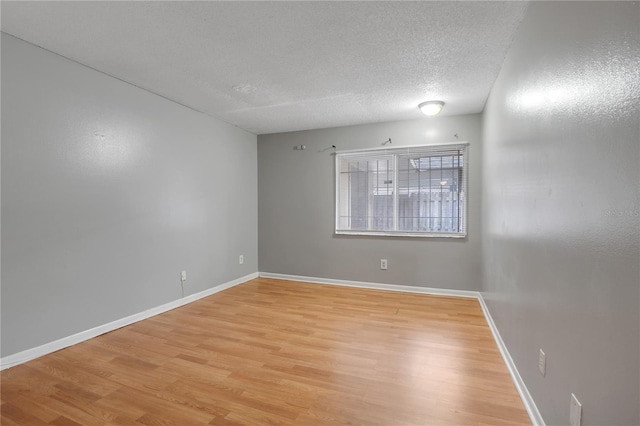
[335,143,468,237]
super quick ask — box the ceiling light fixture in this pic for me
[419,101,444,116]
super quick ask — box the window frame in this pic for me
[334,142,469,238]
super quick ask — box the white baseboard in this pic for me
[260,271,544,426]
[258,272,480,298]
[477,295,546,426]
[0,272,259,371]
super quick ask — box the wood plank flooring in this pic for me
[1,278,531,425]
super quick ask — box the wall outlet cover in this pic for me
[570,393,582,426]
[538,349,546,376]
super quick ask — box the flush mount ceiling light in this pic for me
[419,101,444,116]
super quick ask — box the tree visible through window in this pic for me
[335,143,468,237]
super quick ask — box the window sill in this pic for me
[335,230,467,238]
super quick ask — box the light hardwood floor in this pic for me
[1,278,531,425]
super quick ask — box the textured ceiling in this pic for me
[1,1,528,135]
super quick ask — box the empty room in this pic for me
[1,1,638,425]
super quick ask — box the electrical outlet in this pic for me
[570,393,582,426]
[380,259,388,270]
[239,255,244,265]
[538,349,546,376]
[180,270,187,282]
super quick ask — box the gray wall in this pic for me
[258,115,482,290]
[1,34,258,357]
[482,2,639,425]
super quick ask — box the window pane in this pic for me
[337,155,394,231]
[396,152,464,233]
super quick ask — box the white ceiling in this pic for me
[1,1,528,135]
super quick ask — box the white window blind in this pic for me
[335,143,468,237]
